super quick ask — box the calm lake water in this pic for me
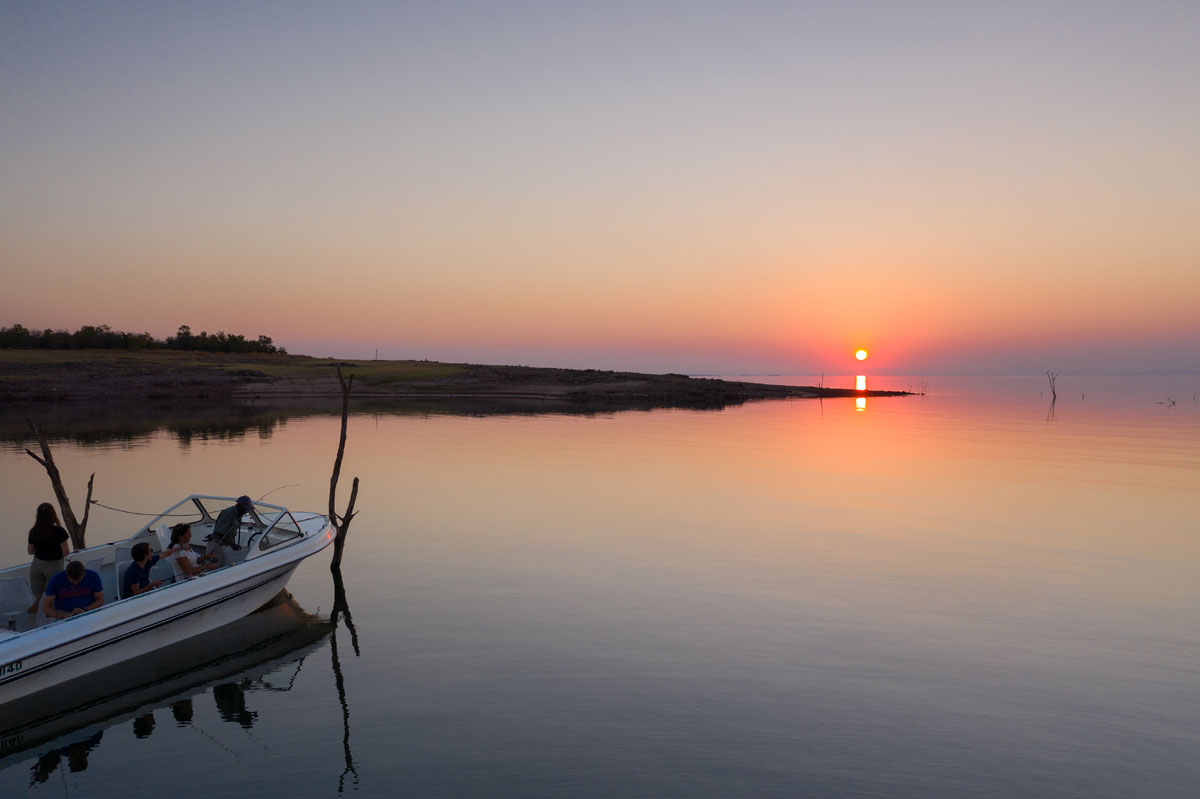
[1,375,1198,797]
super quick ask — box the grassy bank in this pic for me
[0,349,910,407]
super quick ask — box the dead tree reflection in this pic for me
[331,568,360,792]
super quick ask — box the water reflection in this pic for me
[856,374,866,391]
[132,712,156,739]
[0,391,774,451]
[28,730,102,785]
[213,681,258,728]
[170,699,193,726]
[855,396,867,411]
[330,568,360,793]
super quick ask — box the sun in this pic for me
[855,349,868,361]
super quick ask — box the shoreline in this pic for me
[0,349,913,409]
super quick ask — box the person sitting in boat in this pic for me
[205,495,251,569]
[121,540,179,598]
[41,560,104,620]
[26,501,72,614]
[168,523,217,577]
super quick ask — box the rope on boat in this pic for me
[90,484,299,517]
[89,500,330,523]
[87,500,194,517]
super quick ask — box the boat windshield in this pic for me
[256,508,303,550]
[140,496,305,553]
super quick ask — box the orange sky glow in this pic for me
[2,3,1198,375]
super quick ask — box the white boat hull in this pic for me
[1,564,296,704]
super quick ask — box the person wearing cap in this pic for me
[205,495,252,569]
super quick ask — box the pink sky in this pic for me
[2,2,1198,375]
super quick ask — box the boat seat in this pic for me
[0,575,34,615]
[155,525,173,551]
[114,545,135,600]
[84,557,117,604]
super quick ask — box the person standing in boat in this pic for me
[41,560,104,620]
[26,502,72,614]
[121,540,180,597]
[206,494,251,569]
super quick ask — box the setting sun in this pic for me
[855,349,868,361]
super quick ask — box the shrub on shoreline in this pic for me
[0,323,285,354]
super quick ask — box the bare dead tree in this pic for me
[24,416,93,549]
[327,371,361,790]
[328,366,360,571]
[1046,370,1058,401]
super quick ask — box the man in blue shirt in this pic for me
[42,560,104,620]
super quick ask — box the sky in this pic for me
[2,1,1198,375]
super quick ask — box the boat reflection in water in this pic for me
[0,591,331,769]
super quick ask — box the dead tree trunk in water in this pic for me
[1044,371,1058,423]
[24,416,93,549]
[328,366,360,571]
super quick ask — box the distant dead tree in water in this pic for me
[24,416,93,549]
[1044,371,1058,423]
[328,366,360,571]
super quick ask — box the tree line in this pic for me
[0,323,286,354]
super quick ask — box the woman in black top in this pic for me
[27,502,71,614]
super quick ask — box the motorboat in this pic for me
[0,495,334,707]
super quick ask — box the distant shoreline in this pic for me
[0,349,913,410]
